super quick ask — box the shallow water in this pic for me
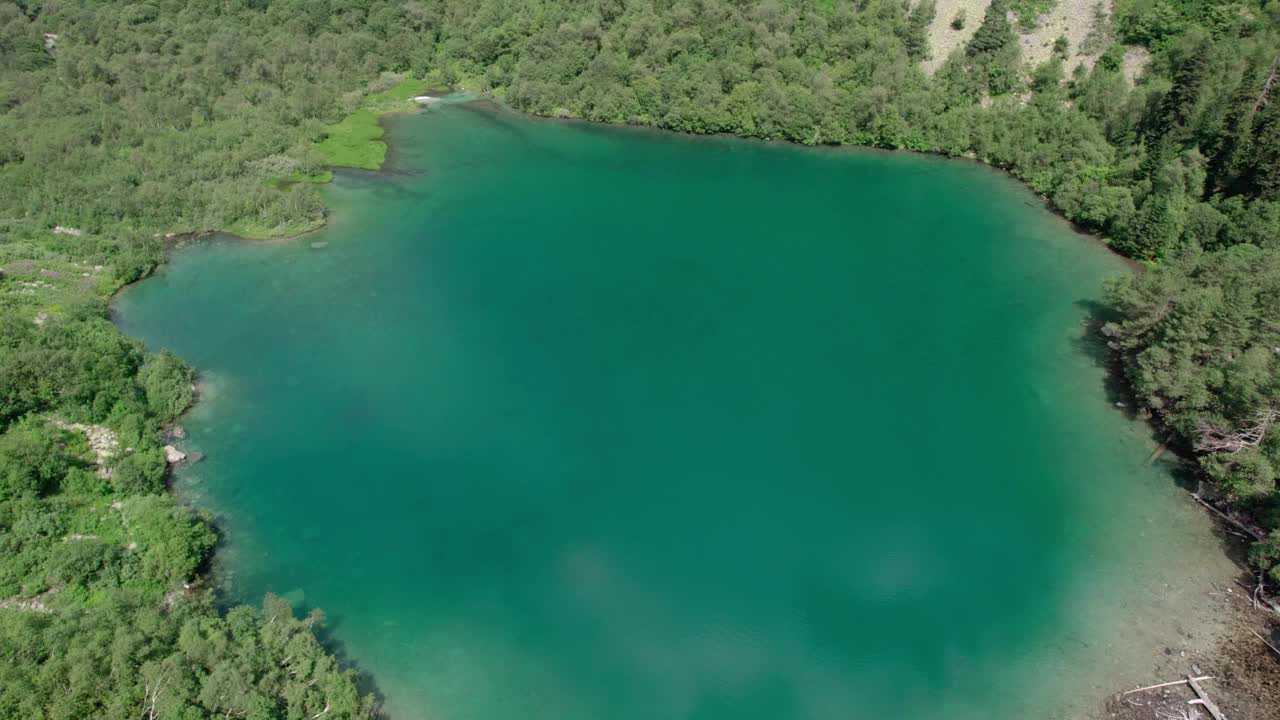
[116,103,1232,720]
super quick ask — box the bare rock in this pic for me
[0,597,50,613]
[164,445,187,464]
[50,419,119,468]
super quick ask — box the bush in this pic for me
[47,540,120,588]
[0,421,72,500]
[139,352,194,422]
[125,496,216,591]
[109,448,167,496]
[1250,531,1280,584]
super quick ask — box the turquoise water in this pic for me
[116,103,1229,720]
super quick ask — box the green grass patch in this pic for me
[240,88,381,237]
[224,215,326,240]
[366,76,426,108]
[315,76,426,170]
[316,109,387,170]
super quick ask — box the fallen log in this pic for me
[1186,675,1226,720]
[1190,494,1265,541]
[1146,437,1170,465]
[1249,628,1280,658]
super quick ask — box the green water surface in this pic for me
[115,103,1229,720]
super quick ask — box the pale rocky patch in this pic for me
[923,0,992,75]
[0,597,50,613]
[1123,46,1151,86]
[925,0,1114,78]
[1018,0,1111,75]
[0,587,60,614]
[51,419,119,478]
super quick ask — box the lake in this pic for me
[115,102,1233,720]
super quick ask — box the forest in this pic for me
[1,0,1279,716]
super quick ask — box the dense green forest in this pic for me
[1,0,1279,715]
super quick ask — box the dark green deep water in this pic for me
[116,103,1231,720]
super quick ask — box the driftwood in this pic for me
[1186,675,1226,720]
[1146,437,1171,465]
[1230,579,1280,615]
[1249,628,1280,658]
[1190,493,1266,541]
[1123,676,1214,695]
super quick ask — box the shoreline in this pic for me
[113,91,1271,720]
[467,97,1144,273]
[1102,508,1280,720]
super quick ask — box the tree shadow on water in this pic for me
[309,614,392,717]
[1073,301,1263,570]
[1073,298,1144,422]
[201,514,392,716]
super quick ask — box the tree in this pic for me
[903,0,936,60]
[967,0,1014,56]
[138,352,194,422]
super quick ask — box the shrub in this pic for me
[139,352,194,422]
[109,448,167,496]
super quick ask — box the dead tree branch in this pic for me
[1195,408,1276,454]
[1254,51,1280,113]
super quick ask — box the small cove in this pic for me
[115,102,1236,720]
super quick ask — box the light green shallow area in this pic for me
[116,102,1234,720]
